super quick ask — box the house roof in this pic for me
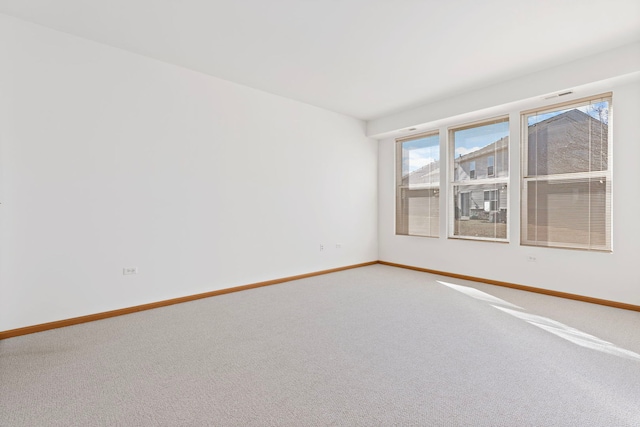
[529,108,605,130]
[456,136,509,162]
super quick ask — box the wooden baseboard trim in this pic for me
[4,259,636,340]
[0,261,377,340]
[378,260,640,312]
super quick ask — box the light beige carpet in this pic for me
[1,264,639,426]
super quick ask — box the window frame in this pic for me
[520,93,613,251]
[449,116,510,242]
[395,130,441,238]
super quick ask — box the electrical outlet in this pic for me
[123,267,138,275]
[527,256,537,263]
[320,244,324,251]
[336,243,342,249]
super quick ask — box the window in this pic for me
[522,94,611,251]
[450,118,509,241]
[484,189,498,211]
[396,132,440,237]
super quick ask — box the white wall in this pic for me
[368,42,640,139]
[378,74,640,306]
[0,15,378,331]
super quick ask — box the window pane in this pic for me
[453,184,507,239]
[406,189,440,237]
[527,101,609,176]
[402,135,440,187]
[526,178,609,248]
[453,120,509,181]
[397,133,440,237]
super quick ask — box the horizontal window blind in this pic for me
[521,94,612,251]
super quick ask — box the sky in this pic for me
[527,101,609,126]
[453,120,509,159]
[402,134,439,174]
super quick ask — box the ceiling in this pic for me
[1,0,639,120]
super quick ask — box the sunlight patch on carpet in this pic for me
[438,280,640,362]
[436,281,523,310]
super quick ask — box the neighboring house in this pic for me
[454,136,509,182]
[403,160,440,188]
[454,136,509,222]
[400,108,607,228]
[526,108,608,176]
